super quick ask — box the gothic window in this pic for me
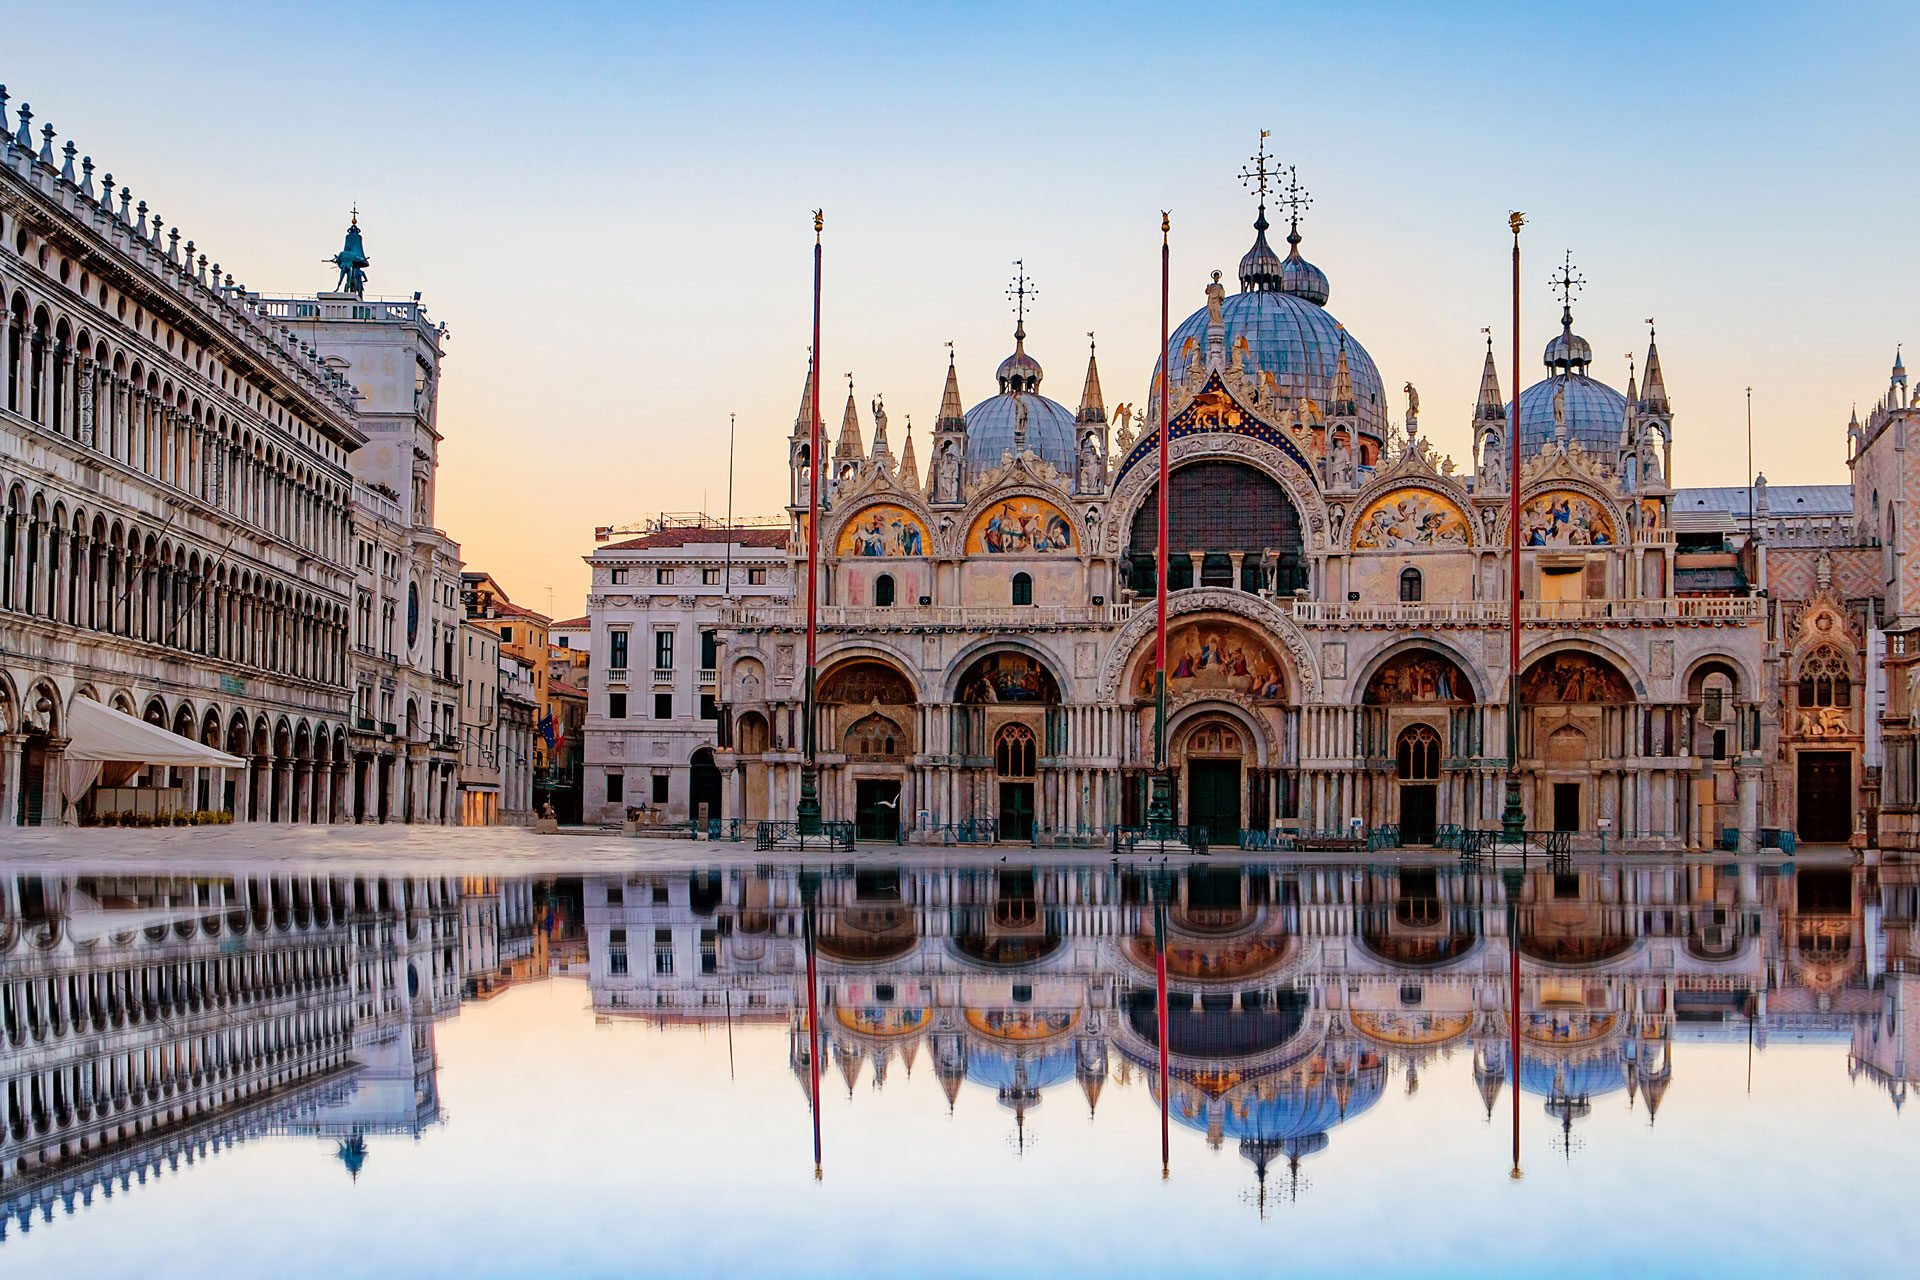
[1399,567,1423,602]
[994,723,1036,778]
[1011,572,1033,606]
[874,573,895,607]
[1798,646,1851,708]
[846,712,904,759]
[1395,724,1441,782]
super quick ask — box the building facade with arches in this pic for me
[715,159,1807,849]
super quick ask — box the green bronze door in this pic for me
[1188,759,1241,844]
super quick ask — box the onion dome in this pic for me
[1279,223,1331,307]
[996,322,1044,393]
[1513,291,1629,457]
[1238,206,1287,292]
[1543,303,1594,373]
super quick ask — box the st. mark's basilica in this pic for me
[709,146,1920,852]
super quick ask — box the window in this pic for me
[748,567,767,585]
[655,631,675,670]
[606,883,623,906]
[656,567,674,585]
[652,774,670,804]
[874,574,896,607]
[655,693,674,719]
[654,928,673,974]
[605,772,624,803]
[1395,725,1441,781]
[610,568,629,585]
[1011,572,1033,606]
[699,693,718,720]
[607,929,629,975]
[609,692,627,720]
[994,723,1036,777]
[500,626,513,643]
[702,567,721,585]
[1798,647,1851,708]
[700,630,718,668]
[609,630,629,670]
[1399,567,1423,602]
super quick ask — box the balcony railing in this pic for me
[698,668,717,686]
[606,666,628,686]
[651,668,674,685]
[721,601,1135,629]
[1291,596,1765,626]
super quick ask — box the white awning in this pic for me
[64,697,244,768]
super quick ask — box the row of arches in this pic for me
[4,286,353,565]
[1,475,350,685]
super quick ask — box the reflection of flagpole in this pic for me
[1155,890,1171,1177]
[804,888,823,1179]
[726,986,735,1081]
[1506,867,1523,1180]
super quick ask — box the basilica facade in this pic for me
[717,169,1802,850]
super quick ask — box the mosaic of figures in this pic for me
[968,498,1075,554]
[1363,650,1472,704]
[1134,619,1288,703]
[958,652,1060,704]
[835,1006,930,1037]
[1520,490,1615,547]
[1521,652,1633,704]
[838,504,928,557]
[965,1009,1077,1040]
[1350,1011,1472,1046]
[1351,489,1470,550]
[818,659,916,705]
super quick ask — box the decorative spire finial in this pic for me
[350,203,359,226]
[945,339,955,367]
[1276,163,1311,245]
[1007,259,1036,339]
[1482,325,1493,352]
[1237,130,1274,228]
[1551,250,1585,327]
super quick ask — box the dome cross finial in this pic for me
[1007,259,1036,339]
[1277,163,1311,242]
[1551,250,1585,326]
[1237,130,1274,213]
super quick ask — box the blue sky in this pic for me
[18,1,1917,605]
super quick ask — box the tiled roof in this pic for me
[599,526,788,552]
[551,679,588,700]
[1672,484,1852,519]
[550,615,589,629]
[478,599,551,625]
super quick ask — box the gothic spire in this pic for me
[1078,334,1106,424]
[1475,332,1505,422]
[1640,322,1670,414]
[792,363,815,440]
[1333,328,1354,412]
[898,415,920,492]
[834,379,863,460]
[1621,356,1639,448]
[937,347,966,430]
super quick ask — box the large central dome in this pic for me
[1157,202,1388,440]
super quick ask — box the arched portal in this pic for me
[1360,647,1476,841]
[1177,717,1247,843]
[954,650,1060,841]
[817,656,917,838]
[1519,650,1635,835]
[688,747,722,830]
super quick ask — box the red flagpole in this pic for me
[1148,212,1172,833]
[799,211,823,831]
[1500,212,1527,843]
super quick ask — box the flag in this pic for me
[538,711,556,750]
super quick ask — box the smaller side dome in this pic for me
[996,323,1043,393]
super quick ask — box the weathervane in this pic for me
[1277,163,1311,235]
[1008,260,1036,331]
[1551,250,1585,315]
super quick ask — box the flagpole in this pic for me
[1147,212,1173,837]
[725,411,736,597]
[798,211,824,834]
[1500,213,1528,844]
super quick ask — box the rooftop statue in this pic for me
[327,209,370,296]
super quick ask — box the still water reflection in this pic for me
[2,857,1918,1276]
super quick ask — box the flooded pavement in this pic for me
[2,848,1916,1277]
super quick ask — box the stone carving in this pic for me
[935,440,962,504]
[1077,432,1105,495]
[327,214,370,295]
[1551,380,1567,439]
[1403,382,1419,428]
[838,503,927,557]
[1797,706,1850,737]
[1519,490,1615,546]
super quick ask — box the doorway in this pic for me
[1553,782,1581,832]
[855,778,901,842]
[1797,751,1852,844]
[1188,759,1241,843]
[998,781,1034,842]
[1400,785,1438,845]
[689,748,722,829]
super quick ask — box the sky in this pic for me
[17,1,1919,612]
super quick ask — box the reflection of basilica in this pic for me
[0,871,514,1237]
[584,858,1920,1181]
